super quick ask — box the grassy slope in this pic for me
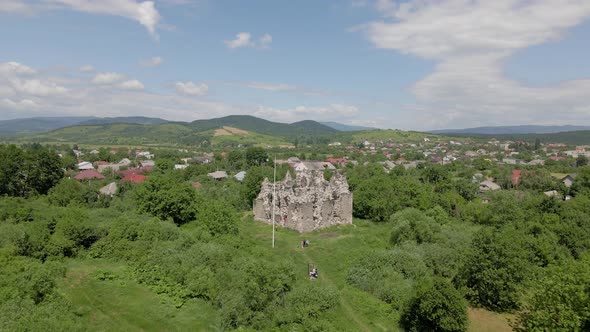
[58,260,218,331]
[57,217,512,332]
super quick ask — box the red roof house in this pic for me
[75,169,105,181]
[325,157,347,165]
[117,167,152,177]
[121,174,148,183]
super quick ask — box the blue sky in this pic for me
[1,0,590,130]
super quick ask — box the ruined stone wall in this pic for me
[253,170,353,233]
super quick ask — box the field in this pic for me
[56,216,512,331]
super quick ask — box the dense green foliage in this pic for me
[0,144,63,196]
[2,142,590,331]
[401,278,468,332]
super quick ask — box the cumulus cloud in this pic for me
[225,32,273,49]
[361,0,590,129]
[11,79,68,96]
[1,98,38,110]
[1,0,161,37]
[254,104,358,123]
[0,61,36,75]
[139,56,163,67]
[79,65,94,72]
[259,33,272,49]
[174,81,208,96]
[92,72,126,84]
[243,82,296,92]
[119,79,144,90]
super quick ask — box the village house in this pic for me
[75,169,105,181]
[208,171,228,180]
[479,180,501,192]
[77,161,94,170]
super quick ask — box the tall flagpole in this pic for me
[272,155,276,248]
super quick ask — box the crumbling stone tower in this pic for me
[253,170,353,233]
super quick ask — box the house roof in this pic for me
[99,182,118,196]
[77,161,94,170]
[208,171,228,179]
[325,158,346,163]
[234,171,247,181]
[480,180,501,191]
[121,174,148,183]
[117,168,145,177]
[75,169,105,180]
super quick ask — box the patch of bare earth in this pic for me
[214,128,232,136]
[223,126,249,135]
[468,307,513,332]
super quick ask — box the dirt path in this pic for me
[300,250,372,332]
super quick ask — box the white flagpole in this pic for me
[272,155,276,248]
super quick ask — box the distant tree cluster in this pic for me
[0,144,63,197]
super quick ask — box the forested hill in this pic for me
[189,115,338,136]
[8,115,340,146]
[0,116,96,135]
[446,130,590,145]
[0,116,168,135]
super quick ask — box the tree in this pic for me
[245,147,268,166]
[515,256,590,332]
[460,227,531,311]
[198,200,239,236]
[401,278,468,332]
[135,174,197,225]
[390,208,442,245]
[0,145,63,196]
[576,155,589,167]
[241,166,273,206]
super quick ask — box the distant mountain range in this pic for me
[319,122,376,132]
[429,125,590,135]
[0,116,369,136]
[0,116,168,135]
[0,115,348,146]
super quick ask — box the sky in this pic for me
[1,0,590,130]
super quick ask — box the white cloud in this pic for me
[225,32,273,49]
[92,72,126,84]
[0,0,35,14]
[0,61,36,75]
[174,81,208,96]
[259,33,272,49]
[2,0,161,37]
[12,79,68,96]
[225,32,253,49]
[254,104,358,123]
[1,98,38,110]
[139,56,163,67]
[119,79,144,90]
[0,86,15,97]
[79,65,95,72]
[244,82,296,92]
[361,0,590,129]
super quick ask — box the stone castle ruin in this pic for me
[253,170,353,233]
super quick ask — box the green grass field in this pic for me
[57,217,512,331]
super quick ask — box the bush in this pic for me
[401,278,468,332]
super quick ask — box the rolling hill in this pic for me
[190,115,338,137]
[320,121,376,132]
[448,130,590,145]
[8,115,338,146]
[0,117,96,135]
[0,116,169,135]
[429,125,590,135]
